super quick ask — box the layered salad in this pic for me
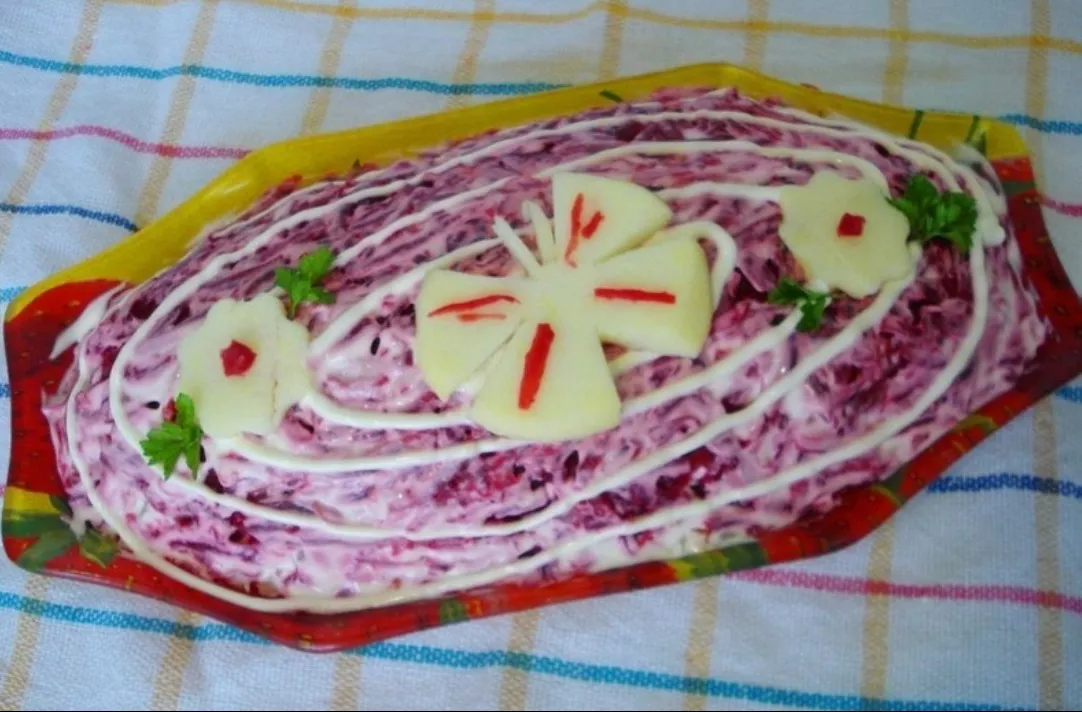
[43,87,1048,613]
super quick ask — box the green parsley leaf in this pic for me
[139,393,203,479]
[78,526,119,568]
[16,527,77,572]
[767,277,831,333]
[174,392,198,430]
[599,89,623,103]
[795,293,828,332]
[765,277,807,304]
[298,245,335,281]
[49,495,73,518]
[887,174,977,254]
[2,512,69,538]
[275,245,337,317]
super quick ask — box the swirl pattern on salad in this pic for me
[43,87,1048,613]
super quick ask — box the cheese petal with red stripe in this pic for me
[590,237,713,358]
[552,172,673,266]
[471,316,621,442]
[415,270,527,399]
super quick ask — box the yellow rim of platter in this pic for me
[6,61,1028,320]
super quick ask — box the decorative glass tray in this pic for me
[5,62,1081,652]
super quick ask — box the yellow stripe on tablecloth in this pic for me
[498,610,540,711]
[301,0,357,135]
[330,654,363,710]
[1034,403,1064,710]
[495,4,629,706]
[0,0,105,257]
[139,3,220,706]
[302,7,365,705]
[680,4,768,705]
[623,8,1082,55]
[743,0,769,74]
[0,577,51,711]
[109,0,1082,56]
[1024,2,1063,708]
[132,0,220,227]
[0,4,104,700]
[682,578,720,711]
[1025,0,1051,181]
[446,0,496,110]
[859,3,908,700]
[149,610,200,711]
[860,520,896,702]
[598,0,628,81]
[882,0,909,105]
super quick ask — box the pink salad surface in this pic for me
[43,87,1048,610]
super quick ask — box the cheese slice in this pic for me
[590,237,713,358]
[177,293,309,438]
[551,172,673,266]
[471,316,621,442]
[415,270,527,400]
[778,171,912,298]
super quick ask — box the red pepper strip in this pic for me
[564,236,581,264]
[220,340,258,377]
[581,210,604,239]
[564,192,588,263]
[594,287,677,304]
[836,212,866,238]
[428,293,519,317]
[457,313,506,323]
[518,323,555,410]
[570,193,584,239]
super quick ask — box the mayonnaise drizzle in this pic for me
[108,142,804,463]
[63,236,989,615]
[62,94,1005,612]
[306,218,739,431]
[50,285,126,360]
[205,259,907,542]
[159,308,805,538]
[766,104,1005,245]
[105,105,936,449]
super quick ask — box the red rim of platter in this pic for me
[4,156,1082,653]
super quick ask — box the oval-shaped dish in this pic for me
[5,62,1082,652]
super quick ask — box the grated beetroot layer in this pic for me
[43,86,1048,606]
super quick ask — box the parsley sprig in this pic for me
[139,393,203,479]
[274,245,337,317]
[6,495,119,571]
[767,278,831,332]
[887,175,977,254]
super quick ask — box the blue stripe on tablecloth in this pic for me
[0,46,1078,136]
[998,114,1082,136]
[929,474,1082,500]
[0,48,562,95]
[0,286,25,302]
[1057,386,1082,403]
[0,203,138,231]
[0,589,1022,711]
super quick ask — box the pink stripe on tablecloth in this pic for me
[733,568,1082,614]
[1041,195,1082,217]
[0,125,248,159]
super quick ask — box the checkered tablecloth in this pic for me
[0,1,1079,710]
